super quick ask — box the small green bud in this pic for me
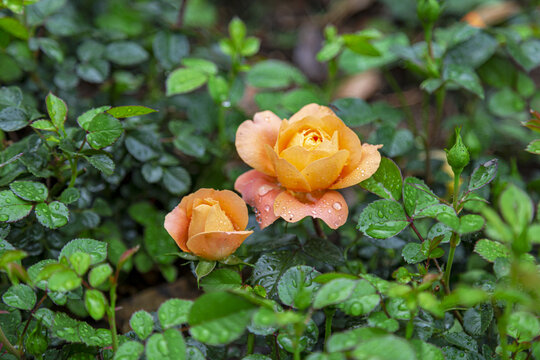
[417,0,441,25]
[25,322,48,358]
[446,127,470,172]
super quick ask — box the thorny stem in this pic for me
[312,218,326,239]
[0,325,21,359]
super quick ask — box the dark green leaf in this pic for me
[158,298,193,329]
[247,60,306,89]
[200,268,242,292]
[352,334,415,360]
[146,329,186,360]
[153,32,189,70]
[163,167,191,195]
[59,187,80,204]
[106,41,149,66]
[0,107,28,132]
[87,154,115,176]
[130,310,154,340]
[463,304,493,336]
[331,98,376,126]
[77,106,111,130]
[402,243,427,264]
[474,239,509,262]
[278,265,321,309]
[10,180,48,202]
[86,113,123,149]
[357,200,408,239]
[443,64,484,99]
[2,284,36,310]
[360,157,402,200]
[35,202,69,229]
[0,190,33,223]
[114,341,144,360]
[468,159,497,191]
[60,238,107,265]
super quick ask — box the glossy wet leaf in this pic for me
[0,190,33,223]
[59,238,107,265]
[107,105,157,118]
[158,298,193,329]
[48,269,81,292]
[360,157,403,200]
[443,64,484,99]
[357,200,408,239]
[35,201,69,229]
[200,268,242,292]
[130,310,154,340]
[166,68,208,96]
[2,284,36,310]
[278,265,321,309]
[9,180,48,202]
[46,92,67,131]
[86,113,123,149]
[0,107,28,132]
[145,329,186,360]
[88,263,113,287]
[114,341,144,360]
[474,239,509,262]
[313,278,356,309]
[84,289,107,321]
[188,292,256,345]
[468,159,497,191]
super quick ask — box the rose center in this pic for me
[289,128,331,151]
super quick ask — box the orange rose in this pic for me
[164,189,253,260]
[235,104,381,229]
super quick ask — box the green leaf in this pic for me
[106,41,149,66]
[474,239,509,262]
[195,260,216,281]
[84,289,107,321]
[507,311,540,342]
[0,107,28,132]
[437,213,484,235]
[468,159,497,191]
[60,238,107,265]
[181,58,218,75]
[278,265,321,309]
[327,327,386,353]
[229,17,246,48]
[114,341,144,360]
[9,180,48,202]
[443,64,484,99]
[162,167,191,195]
[158,298,193,329]
[48,269,81,292]
[0,18,29,40]
[37,38,63,63]
[77,106,111,130]
[76,59,110,83]
[200,268,242,292]
[87,154,115,176]
[410,339,445,360]
[106,106,157,118]
[367,311,399,332]
[35,201,69,229]
[0,190,33,223]
[46,92,67,131]
[313,278,356,309]
[360,157,402,200]
[241,37,260,56]
[499,184,533,236]
[443,332,477,352]
[526,139,540,154]
[302,236,344,266]
[188,292,256,345]
[141,163,164,183]
[402,177,439,218]
[88,263,113,287]
[146,329,186,360]
[507,39,540,72]
[317,40,343,62]
[31,119,56,131]
[69,251,91,276]
[402,243,427,264]
[130,310,154,340]
[86,113,123,149]
[352,335,415,360]
[125,131,162,162]
[377,128,414,158]
[153,32,189,70]
[331,98,376,127]
[2,284,36,310]
[357,200,408,239]
[488,87,525,117]
[463,304,493,336]
[59,187,80,204]
[247,60,306,89]
[337,279,379,316]
[166,68,208,96]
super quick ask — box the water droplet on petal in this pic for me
[332,202,342,210]
[258,185,273,197]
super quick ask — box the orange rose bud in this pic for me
[164,189,253,261]
[235,104,382,229]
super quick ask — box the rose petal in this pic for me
[204,203,235,232]
[273,190,348,229]
[235,170,282,229]
[164,206,190,252]
[186,231,253,260]
[301,149,349,190]
[288,103,336,124]
[331,144,383,189]
[236,110,282,176]
[188,203,212,239]
[266,144,311,192]
[212,189,250,231]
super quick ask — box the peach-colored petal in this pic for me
[236,110,282,176]
[288,104,336,124]
[302,149,349,190]
[204,203,235,232]
[279,145,337,172]
[212,189,250,231]
[164,206,190,252]
[186,231,253,260]
[234,170,281,229]
[330,144,382,189]
[188,203,212,239]
[266,145,311,192]
[273,190,348,229]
